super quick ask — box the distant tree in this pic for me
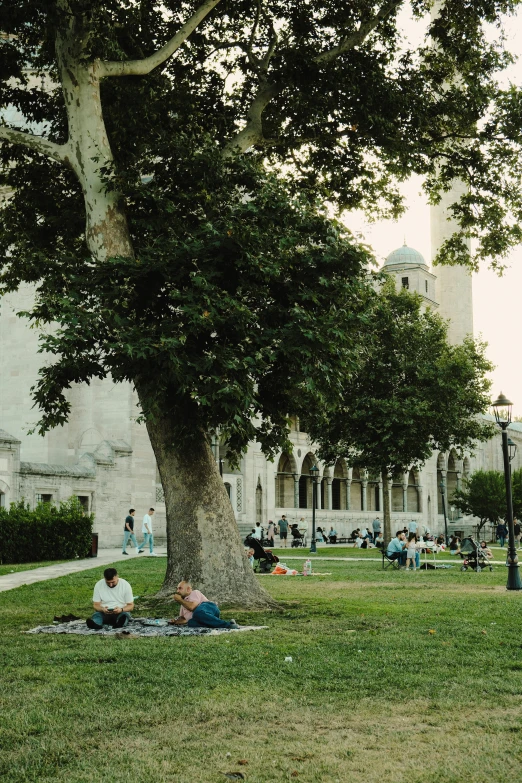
[303,281,494,544]
[452,470,506,535]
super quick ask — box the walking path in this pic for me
[0,547,167,593]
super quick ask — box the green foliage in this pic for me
[2,2,522,267]
[303,280,494,477]
[0,0,521,458]
[16,149,374,459]
[452,469,507,530]
[0,497,93,564]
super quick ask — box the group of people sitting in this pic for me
[386,530,445,570]
[86,568,239,631]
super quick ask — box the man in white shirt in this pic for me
[86,568,134,630]
[141,507,158,555]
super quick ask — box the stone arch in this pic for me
[275,451,297,508]
[407,469,420,513]
[299,452,319,509]
[332,458,348,510]
[446,449,459,505]
[391,472,404,513]
[366,470,381,512]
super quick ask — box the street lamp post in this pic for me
[310,465,320,554]
[492,393,522,591]
[440,479,448,546]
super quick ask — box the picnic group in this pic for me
[84,506,240,632]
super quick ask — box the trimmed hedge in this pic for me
[0,498,94,564]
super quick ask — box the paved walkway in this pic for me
[0,547,167,593]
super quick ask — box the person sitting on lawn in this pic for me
[480,540,493,559]
[87,567,134,630]
[386,531,407,566]
[168,581,239,629]
[375,532,384,549]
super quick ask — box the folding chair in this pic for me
[382,550,401,570]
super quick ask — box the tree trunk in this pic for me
[146,415,276,607]
[382,470,392,546]
[54,8,275,610]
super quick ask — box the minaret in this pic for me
[429,1,473,345]
[430,182,474,345]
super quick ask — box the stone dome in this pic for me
[384,243,427,269]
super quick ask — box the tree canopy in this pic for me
[452,467,522,531]
[302,280,495,541]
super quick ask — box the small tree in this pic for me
[452,470,506,535]
[303,281,494,544]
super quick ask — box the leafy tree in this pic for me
[302,281,495,544]
[452,470,506,534]
[1,1,521,600]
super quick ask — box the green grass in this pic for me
[2,558,522,782]
[0,559,70,577]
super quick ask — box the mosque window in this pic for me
[36,493,53,505]
[401,277,409,289]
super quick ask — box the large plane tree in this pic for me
[1,0,522,603]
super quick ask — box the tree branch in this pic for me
[315,1,403,65]
[98,0,222,78]
[222,82,282,156]
[0,126,71,166]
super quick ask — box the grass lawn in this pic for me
[2,558,522,782]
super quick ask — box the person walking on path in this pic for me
[496,521,508,547]
[278,515,289,547]
[372,518,381,538]
[122,509,143,555]
[141,507,158,555]
[87,567,134,630]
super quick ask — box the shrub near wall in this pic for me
[0,498,94,564]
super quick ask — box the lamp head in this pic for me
[492,392,513,425]
[310,464,320,481]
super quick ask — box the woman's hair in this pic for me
[408,532,417,542]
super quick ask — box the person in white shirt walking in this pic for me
[141,507,158,555]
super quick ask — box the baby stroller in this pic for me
[246,536,279,573]
[290,524,305,548]
[460,537,493,572]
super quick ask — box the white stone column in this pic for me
[362,480,368,511]
[402,482,408,513]
[293,474,299,509]
[316,479,322,510]
[345,479,351,510]
[327,478,333,511]
[378,481,384,514]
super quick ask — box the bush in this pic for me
[0,497,94,564]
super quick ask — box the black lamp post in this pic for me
[440,479,448,546]
[310,465,320,554]
[492,392,522,591]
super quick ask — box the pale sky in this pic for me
[345,6,522,416]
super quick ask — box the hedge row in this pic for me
[0,498,94,564]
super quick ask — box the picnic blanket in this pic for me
[25,618,268,637]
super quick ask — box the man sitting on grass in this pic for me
[86,567,134,630]
[168,581,239,630]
